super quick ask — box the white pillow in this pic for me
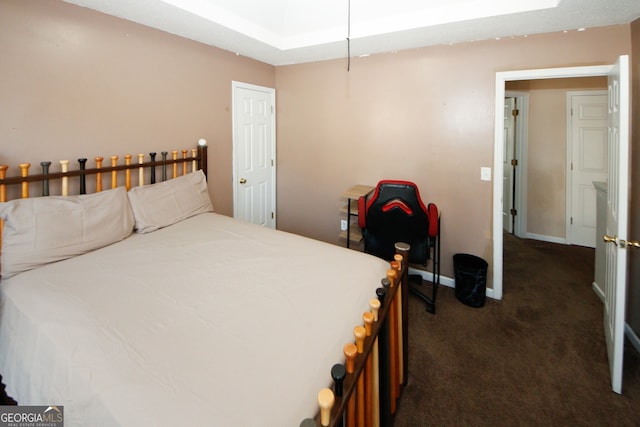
[127,170,213,233]
[0,186,134,279]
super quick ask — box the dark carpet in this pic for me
[394,233,640,426]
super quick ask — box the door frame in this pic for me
[493,64,613,300]
[504,91,529,238]
[231,81,277,227]
[565,90,608,247]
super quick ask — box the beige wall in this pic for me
[0,0,275,215]
[0,0,635,301]
[507,78,607,240]
[629,19,640,337]
[276,26,630,284]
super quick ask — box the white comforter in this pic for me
[0,213,389,426]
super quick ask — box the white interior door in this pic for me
[603,55,629,394]
[568,92,608,248]
[232,81,276,228]
[503,97,516,233]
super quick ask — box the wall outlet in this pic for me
[481,166,492,181]
[340,219,348,231]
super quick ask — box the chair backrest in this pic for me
[360,180,433,264]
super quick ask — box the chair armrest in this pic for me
[427,203,439,238]
[358,196,367,229]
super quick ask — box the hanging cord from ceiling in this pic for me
[347,0,351,71]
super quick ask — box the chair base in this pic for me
[409,274,438,314]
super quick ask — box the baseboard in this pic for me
[408,268,454,288]
[625,324,640,353]
[592,281,605,302]
[591,284,639,353]
[407,268,497,300]
[525,232,567,245]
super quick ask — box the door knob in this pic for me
[603,234,618,246]
[239,178,247,184]
[604,234,640,249]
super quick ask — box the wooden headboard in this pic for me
[0,139,208,251]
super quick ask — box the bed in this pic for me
[0,142,410,426]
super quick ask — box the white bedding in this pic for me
[0,212,389,426]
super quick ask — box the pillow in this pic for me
[126,170,213,233]
[0,186,134,279]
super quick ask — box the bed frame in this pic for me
[0,140,410,427]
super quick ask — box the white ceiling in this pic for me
[63,0,640,66]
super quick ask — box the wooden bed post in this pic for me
[317,388,335,427]
[171,151,178,179]
[376,285,392,426]
[369,298,381,427]
[363,311,376,427]
[41,161,51,196]
[150,153,157,184]
[385,269,399,413]
[110,156,118,189]
[137,154,145,187]
[390,260,404,387]
[124,154,132,190]
[19,163,30,198]
[343,343,357,427]
[161,152,168,181]
[182,150,188,175]
[354,325,366,425]
[59,160,69,196]
[95,157,103,192]
[394,242,410,385]
[78,158,87,195]
[198,139,208,178]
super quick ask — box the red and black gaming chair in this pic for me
[359,180,440,313]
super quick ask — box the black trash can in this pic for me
[453,253,488,308]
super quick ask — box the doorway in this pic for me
[566,90,608,248]
[493,64,615,301]
[494,58,631,394]
[503,91,528,238]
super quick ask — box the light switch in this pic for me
[481,167,492,181]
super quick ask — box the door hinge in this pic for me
[271,212,275,219]
[571,217,573,225]
[512,109,519,116]
[271,105,274,114]
[511,159,518,166]
[271,159,274,167]
[510,208,517,216]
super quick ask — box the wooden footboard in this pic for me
[302,243,410,427]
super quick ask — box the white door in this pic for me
[603,55,629,394]
[503,97,516,233]
[568,92,608,248]
[232,81,276,228]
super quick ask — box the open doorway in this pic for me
[494,57,632,396]
[492,64,615,301]
[503,78,607,246]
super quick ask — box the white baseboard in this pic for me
[525,232,568,245]
[625,324,640,353]
[592,281,605,302]
[592,284,639,353]
[407,268,496,300]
